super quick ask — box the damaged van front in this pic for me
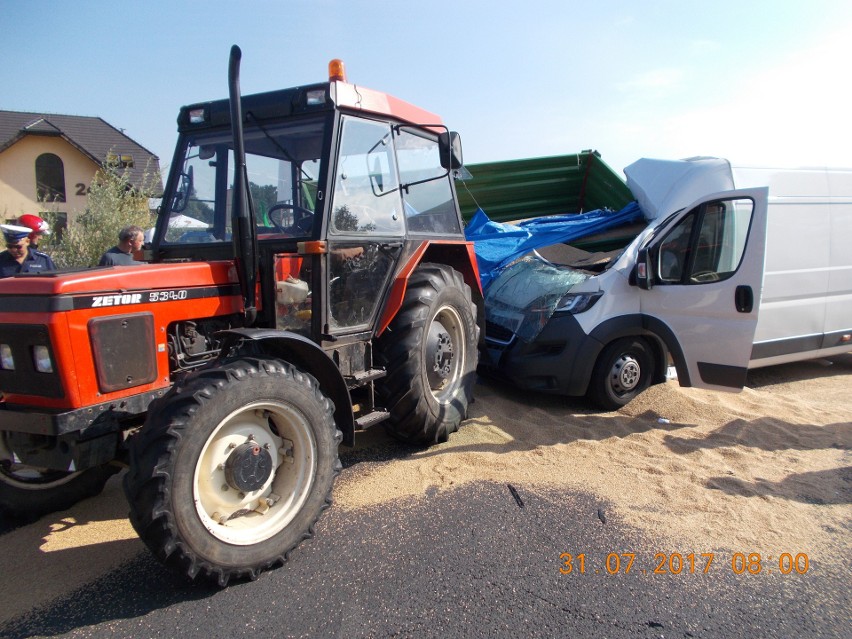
[481,235,653,408]
[476,165,769,409]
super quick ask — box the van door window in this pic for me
[658,211,695,282]
[656,198,755,284]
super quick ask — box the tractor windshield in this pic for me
[161,117,327,245]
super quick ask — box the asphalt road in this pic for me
[1,442,849,639]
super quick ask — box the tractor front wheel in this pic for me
[123,358,340,586]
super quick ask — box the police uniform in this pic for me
[0,224,57,278]
[0,249,56,277]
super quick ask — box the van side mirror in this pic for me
[635,247,654,290]
[439,131,463,170]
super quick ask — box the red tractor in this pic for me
[0,47,482,584]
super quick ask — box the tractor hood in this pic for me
[0,261,239,305]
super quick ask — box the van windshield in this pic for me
[485,254,590,342]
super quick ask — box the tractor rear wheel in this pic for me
[123,358,340,586]
[376,263,478,444]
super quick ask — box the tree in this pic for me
[45,156,159,268]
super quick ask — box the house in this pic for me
[0,110,162,230]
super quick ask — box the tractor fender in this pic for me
[216,328,355,446]
[377,240,484,341]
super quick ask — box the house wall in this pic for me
[0,136,100,225]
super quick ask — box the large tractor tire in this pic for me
[0,452,119,523]
[123,358,341,586]
[376,263,478,445]
[587,337,654,410]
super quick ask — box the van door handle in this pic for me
[735,285,753,313]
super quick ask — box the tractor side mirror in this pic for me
[172,165,194,213]
[439,131,463,170]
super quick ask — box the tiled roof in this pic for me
[0,110,162,190]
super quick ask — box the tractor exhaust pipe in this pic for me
[228,44,258,325]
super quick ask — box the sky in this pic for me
[3,0,852,179]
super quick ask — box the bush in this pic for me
[45,156,159,268]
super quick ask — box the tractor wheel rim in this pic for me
[0,437,81,489]
[425,305,465,403]
[193,400,317,545]
[0,461,80,489]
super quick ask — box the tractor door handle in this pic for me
[735,285,753,313]
[378,242,403,256]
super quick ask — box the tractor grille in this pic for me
[89,313,157,393]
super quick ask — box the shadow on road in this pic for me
[706,465,852,506]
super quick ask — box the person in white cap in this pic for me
[0,224,56,278]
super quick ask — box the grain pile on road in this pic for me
[334,355,852,557]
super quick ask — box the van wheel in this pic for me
[587,338,653,410]
[123,358,340,586]
[376,263,478,445]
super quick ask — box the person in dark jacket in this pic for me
[0,224,56,278]
[98,225,145,266]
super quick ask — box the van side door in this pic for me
[637,187,768,391]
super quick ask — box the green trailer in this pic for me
[456,150,638,252]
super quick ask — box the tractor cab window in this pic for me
[329,117,404,236]
[161,118,327,245]
[395,128,461,235]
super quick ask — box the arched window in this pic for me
[35,153,66,202]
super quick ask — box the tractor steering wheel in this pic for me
[268,203,315,235]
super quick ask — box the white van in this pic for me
[482,157,852,409]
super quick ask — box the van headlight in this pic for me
[33,345,54,373]
[554,292,602,314]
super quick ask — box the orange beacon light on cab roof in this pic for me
[328,59,347,82]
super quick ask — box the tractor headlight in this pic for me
[33,345,53,373]
[554,292,602,314]
[0,344,13,370]
[188,107,206,124]
[305,89,327,106]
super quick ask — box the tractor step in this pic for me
[354,409,390,430]
[344,368,387,390]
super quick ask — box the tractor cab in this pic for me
[150,58,466,344]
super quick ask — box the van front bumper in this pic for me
[482,312,604,397]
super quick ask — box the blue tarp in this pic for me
[465,202,644,290]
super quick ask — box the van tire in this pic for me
[588,337,653,410]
